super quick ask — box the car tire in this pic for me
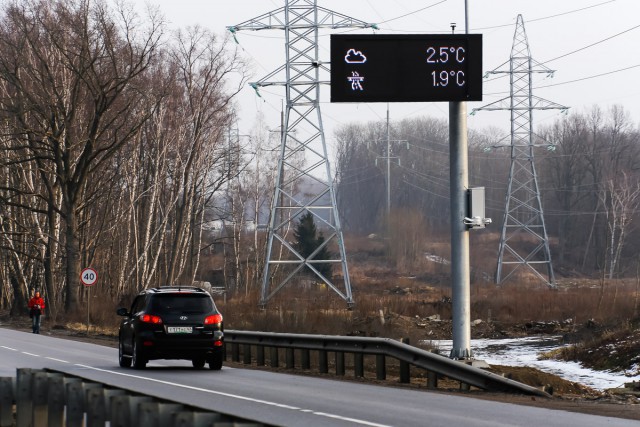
[208,352,223,371]
[132,338,146,369]
[118,338,132,368]
[192,356,206,369]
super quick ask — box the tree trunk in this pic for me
[64,204,80,313]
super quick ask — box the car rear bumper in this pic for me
[137,330,224,360]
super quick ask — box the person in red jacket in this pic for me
[28,291,45,334]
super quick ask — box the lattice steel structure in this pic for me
[473,15,567,287]
[228,1,375,307]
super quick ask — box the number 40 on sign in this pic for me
[81,268,98,286]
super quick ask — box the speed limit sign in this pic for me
[81,268,98,286]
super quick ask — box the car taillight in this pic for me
[140,314,163,324]
[204,314,223,325]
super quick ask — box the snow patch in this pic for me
[425,253,450,265]
[425,336,640,391]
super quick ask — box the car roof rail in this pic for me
[150,286,206,293]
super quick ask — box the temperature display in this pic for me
[432,70,466,87]
[331,34,482,103]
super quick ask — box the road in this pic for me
[0,328,636,427]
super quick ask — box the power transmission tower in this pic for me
[472,15,567,287]
[228,1,375,308]
[372,105,406,221]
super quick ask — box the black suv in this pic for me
[116,287,224,370]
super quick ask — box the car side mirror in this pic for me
[116,307,129,317]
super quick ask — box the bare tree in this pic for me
[162,26,244,285]
[334,122,386,233]
[542,114,590,265]
[599,171,640,279]
[222,114,280,295]
[0,0,164,313]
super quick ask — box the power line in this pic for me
[471,0,617,31]
[337,172,382,187]
[484,63,640,95]
[401,182,640,217]
[537,64,640,88]
[402,179,450,200]
[483,18,638,84]
[544,23,640,63]
[397,164,450,189]
[378,0,448,25]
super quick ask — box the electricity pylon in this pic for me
[228,1,376,308]
[472,15,567,287]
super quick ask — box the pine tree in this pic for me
[294,212,332,278]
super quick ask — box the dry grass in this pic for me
[539,319,640,373]
[63,321,118,336]
[50,230,640,343]
[216,278,639,338]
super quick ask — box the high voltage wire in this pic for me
[471,0,617,31]
[400,178,640,217]
[544,23,640,63]
[402,179,450,200]
[337,172,381,187]
[234,1,626,86]
[484,22,640,84]
[405,142,449,155]
[536,64,640,89]
[472,140,637,159]
[484,63,640,95]
[397,149,637,195]
[377,0,447,25]
[397,165,450,189]
[238,2,633,136]
[378,0,617,34]
[228,4,639,225]
[340,168,640,215]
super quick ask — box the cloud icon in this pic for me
[344,49,367,64]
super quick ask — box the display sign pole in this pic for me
[449,101,471,359]
[449,0,472,360]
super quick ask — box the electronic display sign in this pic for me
[330,34,482,103]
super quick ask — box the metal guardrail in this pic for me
[225,330,551,397]
[0,334,549,426]
[0,368,271,427]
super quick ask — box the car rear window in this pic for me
[149,294,214,315]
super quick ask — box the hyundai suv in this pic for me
[116,286,224,370]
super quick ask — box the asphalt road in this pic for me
[0,328,637,427]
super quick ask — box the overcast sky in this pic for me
[147,0,640,147]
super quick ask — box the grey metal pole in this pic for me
[449,102,472,359]
[464,0,469,35]
[449,0,472,359]
[386,104,391,220]
[87,286,90,335]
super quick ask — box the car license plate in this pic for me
[167,326,192,334]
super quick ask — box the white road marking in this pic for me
[22,352,40,357]
[0,346,17,351]
[313,412,394,427]
[45,357,69,363]
[74,364,393,427]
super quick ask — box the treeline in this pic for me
[2,1,639,319]
[334,106,640,278]
[0,0,253,316]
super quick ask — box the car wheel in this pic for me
[208,352,223,371]
[192,356,206,369]
[132,338,146,369]
[118,338,132,368]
